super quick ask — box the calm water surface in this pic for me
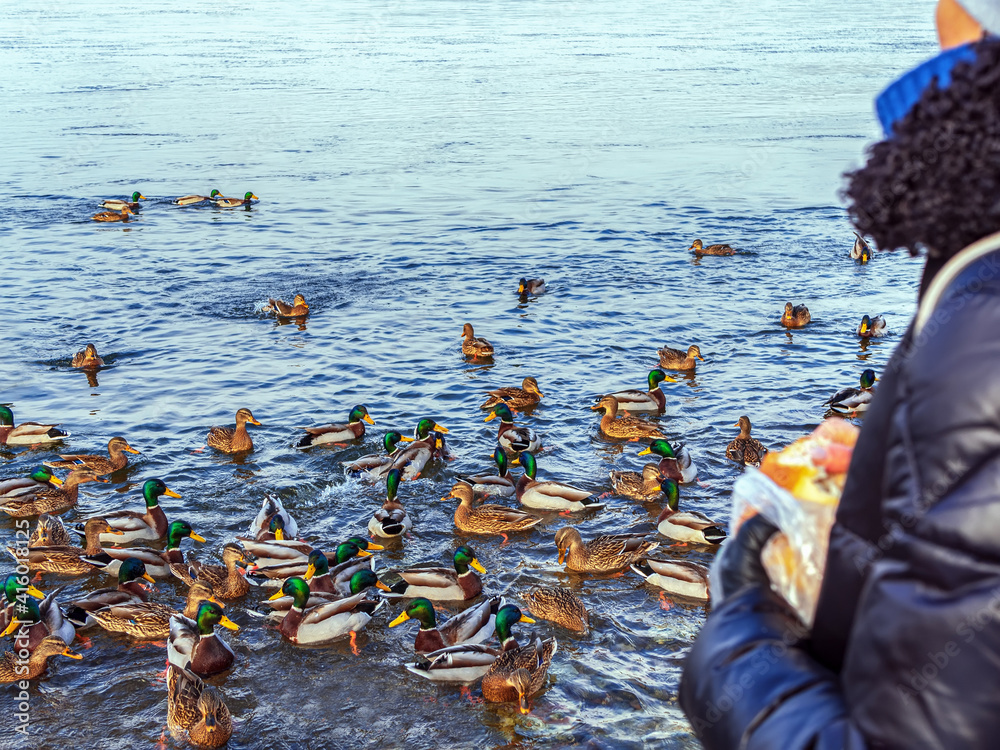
[2,2,932,748]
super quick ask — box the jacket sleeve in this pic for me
[680,584,867,750]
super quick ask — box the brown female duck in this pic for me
[0,469,108,518]
[780,302,811,328]
[592,396,667,441]
[657,344,703,371]
[446,482,542,537]
[522,586,589,634]
[172,543,250,600]
[481,637,558,714]
[167,664,233,749]
[92,206,134,222]
[207,408,260,454]
[461,323,494,360]
[44,436,140,477]
[18,517,122,575]
[264,294,309,317]
[688,239,735,256]
[554,527,658,573]
[0,635,81,683]
[71,343,104,369]
[480,377,544,412]
[726,416,768,467]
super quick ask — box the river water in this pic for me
[1,1,933,748]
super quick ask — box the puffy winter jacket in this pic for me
[680,232,1000,750]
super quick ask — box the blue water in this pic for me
[1,2,933,747]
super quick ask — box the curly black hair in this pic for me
[844,37,1000,260]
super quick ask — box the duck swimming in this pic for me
[851,232,872,263]
[726,416,768,467]
[688,239,735,256]
[780,302,811,328]
[71,343,104,369]
[657,344,703,371]
[857,314,888,338]
[825,369,878,414]
[461,323,494,360]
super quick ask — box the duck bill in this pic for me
[274,529,285,541]
[62,648,83,660]
[124,446,142,455]
[662,375,678,383]
[248,418,262,426]
[164,488,182,499]
[48,476,64,487]
[356,549,373,558]
[557,549,565,565]
[519,615,536,624]
[364,542,384,551]
[0,620,20,638]
[388,611,410,627]
[589,404,602,412]
[399,436,415,443]
[637,447,652,456]
[142,573,157,583]
[484,413,497,423]
[26,585,44,599]
[471,559,487,574]
[433,424,449,434]
[219,616,240,631]
[267,590,286,602]
[189,532,207,543]
[106,526,125,536]
[375,581,392,592]
[363,415,376,425]
[518,693,531,714]
[304,563,316,581]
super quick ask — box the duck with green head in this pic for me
[638,439,699,483]
[0,404,70,447]
[485,402,541,460]
[389,594,503,654]
[374,418,451,481]
[64,557,155,627]
[252,540,375,592]
[1,573,43,633]
[100,191,147,211]
[167,600,240,677]
[246,493,299,541]
[297,405,375,449]
[343,430,406,477]
[598,369,676,414]
[267,572,387,645]
[851,232,872,263]
[405,603,536,682]
[384,545,487,601]
[212,191,259,208]
[0,467,107,518]
[369,469,410,538]
[172,189,223,206]
[458,445,516,498]
[516,452,605,512]
[84,519,206,579]
[0,466,63,500]
[856,314,888,338]
[96,477,180,544]
[656,479,726,545]
[0,590,76,652]
[825,369,878,414]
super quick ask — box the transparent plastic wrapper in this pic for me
[716,418,857,628]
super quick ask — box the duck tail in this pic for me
[703,527,727,544]
[64,606,91,628]
[630,561,653,578]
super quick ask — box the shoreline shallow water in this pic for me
[2,2,931,748]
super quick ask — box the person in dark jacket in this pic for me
[680,2,1000,748]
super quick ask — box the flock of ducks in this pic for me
[0,230,885,747]
[91,189,259,222]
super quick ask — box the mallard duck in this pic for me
[608,464,664,502]
[485,403,541,460]
[172,543,250,600]
[297,405,375,449]
[245,494,299,541]
[267,573,385,645]
[172,190,223,206]
[343,431,406,477]
[167,601,239,676]
[92,477,179,543]
[688,239,735,256]
[0,591,76,651]
[515,453,604,512]
[657,344,703,371]
[598,369,676,414]
[0,466,63,500]
[656,479,726,545]
[851,232,872,263]
[207,407,260,454]
[461,323,494,360]
[554,527,657,573]
[458,446,516,498]
[84,519,205,579]
[44,436,140,477]
[447,481,542,537]
[405,603,535,683]
[92,206,134,222]
[631,558,709,601]
[592,396,667,441]
[29,513,71,547]
[374,419,450,481]
[825,369,878,414]
[521,587,589,633]
[0,468,107,518]
[638,439,699,483]
[0,635,81,683]
[248,541,374,590]
[480,377,544,412]
[213,191,258,208]
[1,573,44,633]
[167,664,233,749]
[517,278,546,297]
[857,314,888,338]
[384,545,487,601]
[389,595,502,654]
[87,580,218,641]
[64,557,154,627]
[100,191,146,211]
[481,635,558,714]
[264,294,309,317]
[369,469,411,538]
[15,516,122,575]
[71,343,105,369]
[726,416,768,467]
[780,302,811,328]
[0,405,70,446]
